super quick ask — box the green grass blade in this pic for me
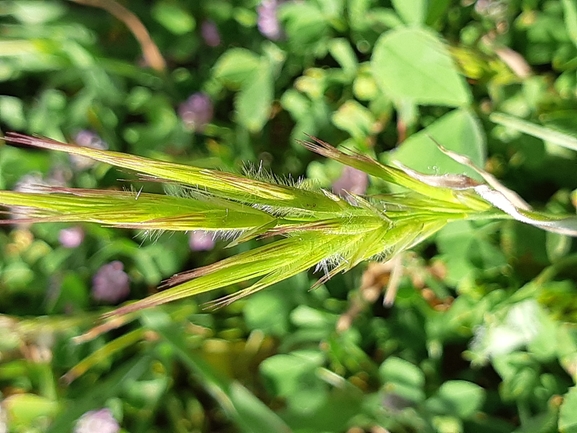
[490,112,577,152]
[61,329,147,385]
[146,312,292,433]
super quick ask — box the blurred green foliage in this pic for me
[2,0,577,432]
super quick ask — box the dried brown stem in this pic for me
[70,0,166,72]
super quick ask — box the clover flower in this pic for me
[59,226,85,248]
[257,0,283,40]
[71,131,108,170]
[178,93,214,132]
[474,0,507,20]
[74,409,119,433]
[201,20,221,47]
[189,230,216,251]
[332,166,369,196]
[92,261,130,304]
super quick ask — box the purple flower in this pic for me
[14,174,50,193]
[382,392,413,413]
[178,93,214,132]
[71,131,107,170]
[59,226,85,248]
[332,166,369,196]
[74,409,119,433]
[257,0,283,40]
[92,261,130,303]
[189,230,215,251]
[201,20,221,47]
[474,0,507,21]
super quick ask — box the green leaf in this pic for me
[371,27,472,106]
[214,48,276,133]
[151,2,195,35]
[368,8,404,29]
[214,48,261,88]
[281,89,311,120]
[236,62,274,132]
[390,108,486,179]
[492,353,539,401]
[562,0,577,49]
[546,231,572,262]
[353,64,380,101]
[145,312,292,433]
[328,38,358,76]
[3,393,59,427]
[391,0,428,25]
[425,380,485,419]
[260,351,324,397]
[229,383,293,433]
[331,100,376,140]
[426,0,451,26]
[436,220,506,285]
[243,289,292,336]
[280,3,328,49]
[8,1,66,24]
[47,356,151,432]
[379,357,425,403]
[261,351,328,413]
[0,96,26,129]
[560,387,577,433]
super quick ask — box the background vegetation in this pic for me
[2,0,577,432]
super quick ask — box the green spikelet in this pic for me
[1,133,576,324]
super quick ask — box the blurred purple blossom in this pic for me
[59,226,85,248]
[474,0,507,21]
[11,173,65,226]
[178,93,214,132]
[382,392,413,413]
[92,261,130,303]
[14,173,48,193]
[74,409,119,433]
[332,166,369,196]
[71,130,108,170]
[189,230,215,251]
[257,0,283,40]
[201,20,221,47]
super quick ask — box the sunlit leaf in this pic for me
[391,0,427,25]
[559,386,577,433]
[371,27,472,106]
[390,108,486,179]
[490,112,577,152]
